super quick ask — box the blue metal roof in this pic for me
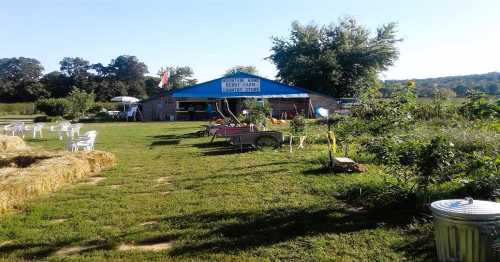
[172,72,309,99]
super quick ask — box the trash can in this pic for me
[430,197,500,262]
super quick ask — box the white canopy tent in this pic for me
[110,96,140,104]
[110,96,140,112]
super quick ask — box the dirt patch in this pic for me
[156,177,171,185]
[81,177,106,186]
[53,245,100,256]
[140,221,159,227]
[117,242,172,252]
[49,218,67,224]
[0,240,14,247]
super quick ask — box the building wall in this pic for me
[141,92,338,121]
[309,93,338,112]
[141,96,176,121]
[267,98,309,118]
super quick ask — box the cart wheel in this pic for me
[255,136,280,149]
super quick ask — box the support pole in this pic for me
[224,98,241,125]
[327,115,334,170]
[215,101,226,119]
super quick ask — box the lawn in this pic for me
[0,121,433,261]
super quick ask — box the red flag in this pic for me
[158,71,169,88]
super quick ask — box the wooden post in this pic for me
[215,101,226,119]
[224,98,241,125]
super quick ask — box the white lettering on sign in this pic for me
[221,78,261,93]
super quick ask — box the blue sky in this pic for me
[1,0,499,82]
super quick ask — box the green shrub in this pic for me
[0,103,35,115]
[337,174,417,209]
[66,88,96,118]
[290,114,306,135]
[35,98,70,116]
[33,115,65,123]
[456,154,500,200]
[416,137,457,190]
[239,99,271,126]
[459,91,499,119]
[90,102,119,114]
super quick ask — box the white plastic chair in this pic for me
[25,123,45,138]
[69,130,97,152]
[67,124,82,139]
[3,124,14,135]
[49,121,71,140]
[32,123,44,138]
[9,122,25,138]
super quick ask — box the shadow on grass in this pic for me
[201,147,254,156]
[191,140,228,149]
[0,232,180,259]
[149,133,201,140]
[24,138,49,143]
[148,132,204,148]
[302,166,334,176]
[150,140,181,147]
[162,205,420,257]
[0,239,81,260]
[392,221,437,261]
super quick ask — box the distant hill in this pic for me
[384,72,500,97]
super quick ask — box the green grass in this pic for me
[0,121,434,261]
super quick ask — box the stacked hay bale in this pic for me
[0,135,27,152]
[0,135,116,213]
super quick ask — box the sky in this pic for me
[1,0,499,82]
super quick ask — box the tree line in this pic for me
[384,72,500,98]
[0,56,196,103]
[3,17,441,102]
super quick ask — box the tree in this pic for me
[145,76,160,97]
[158,66,197,90]
[66,88,95,118]
[93,79,127,101]
[269,18,401,97]
[224,65,258,76]
[59,57,95,93]
[107,55,149,97]
[40,71,72,98]
[455,85,468,97]
[0,57,48,102]
[60,57,90,78]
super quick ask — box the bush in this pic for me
[337,174,417,209]
[66,88,95,118]
[416,137,457,191]
[0,103,35,115]
[459,92,499,119]
[290,114,306,134]
[239,99,270,126]
[90,102,119,114]
[33,115,65,123]
[35,98,70,116]
[455,154,500,200]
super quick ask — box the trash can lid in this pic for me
[431,198,500,221]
